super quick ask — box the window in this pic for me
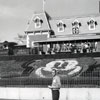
[87,18,97,30]
[72,20,81,34]
[34,16,43,28]
[72,27,79,34]
[57,21,66,32]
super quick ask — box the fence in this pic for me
[1,47,100,56]
[0,54,100,88]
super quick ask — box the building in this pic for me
[25,1,100,54]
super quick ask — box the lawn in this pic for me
[0,60,24,78]
[0,55,100,87]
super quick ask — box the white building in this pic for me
[25,1,100,53]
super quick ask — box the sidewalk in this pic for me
[0,88,100,100]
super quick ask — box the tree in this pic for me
[15,33,26,44]
[3,41,9,49]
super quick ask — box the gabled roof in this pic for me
[25,12,51,33]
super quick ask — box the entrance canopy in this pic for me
[35,34,100,44]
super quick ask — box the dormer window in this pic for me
[72,20,81,27]
[57,21,66,32]
[87,18,97,30]
[72,20,81,34]
[34,16,43,28]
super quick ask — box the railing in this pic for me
[0,76,100,87]
[0,46,100,56]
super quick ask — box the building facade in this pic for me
[25,2,100,54]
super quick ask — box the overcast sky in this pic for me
[0,0,99,42]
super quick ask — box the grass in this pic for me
[0,56,100,87]
[0,60,24,78]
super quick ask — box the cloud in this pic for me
[0,5,15,17]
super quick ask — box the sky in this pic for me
[0,0,99,42]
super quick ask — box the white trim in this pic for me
[28,33,34,36]
[73,19,79,23]
[57,20,65,32]
[34,32,42,35]
[72,19,80,28]
[26,34,30,48]
[89,18,95,23]
[34,16,42,28]
[58,27,65,32]
[89,24,96,30]
[42,31,50,38]
[31,41,35,48]
[35,31,50,38]
[88,18,96,30]
[35,22,42,29]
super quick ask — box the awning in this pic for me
[35,34,100,43]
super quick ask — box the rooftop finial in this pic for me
[43,0,46,12]
[99,1,100,13]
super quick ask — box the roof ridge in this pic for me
[51,13,100,20]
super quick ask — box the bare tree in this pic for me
[15,33,26,44]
